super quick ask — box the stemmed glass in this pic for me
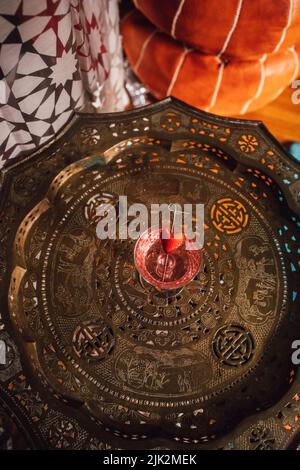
[134,225,202,292]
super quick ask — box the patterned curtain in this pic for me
[0,0,127,169]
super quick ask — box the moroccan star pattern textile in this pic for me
[0,0,127,169]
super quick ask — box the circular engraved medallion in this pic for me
[212,324,254,367]
[72,321,115,362]
[211,197,249,234]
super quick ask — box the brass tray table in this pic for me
[1,98,300,450]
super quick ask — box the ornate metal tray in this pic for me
[1,98,300,450]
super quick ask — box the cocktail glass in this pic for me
[134,226,202,291]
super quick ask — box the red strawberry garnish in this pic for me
[160,228,184,254]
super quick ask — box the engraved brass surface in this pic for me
[1,98,300,449]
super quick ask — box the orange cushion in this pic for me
[121,9,300,115]
[133,0,300,60]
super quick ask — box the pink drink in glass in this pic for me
[134,227,202,290]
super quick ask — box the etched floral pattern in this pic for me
[238,134,259,153]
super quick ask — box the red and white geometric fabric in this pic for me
[0,0,127,169]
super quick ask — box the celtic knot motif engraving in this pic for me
[212,324,254,367]
[84,192,118,224]
[211,198,249,234]
[72,321,115,362]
